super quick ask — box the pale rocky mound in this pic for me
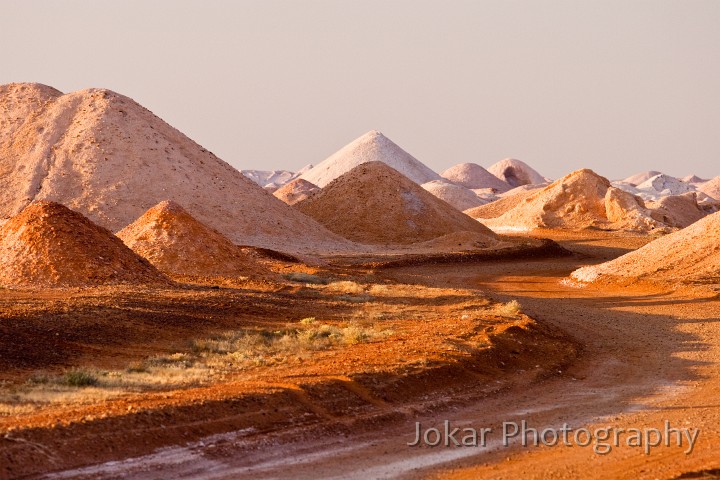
[487,158,547,188]
[482,169,610,230]
[117,201,269,278]
[636,174,695,197]
[272,178,320,205]
[0,201,168,288]
[296,162,497,245]
[464,188,541,219]
[681,174,708,184]
[571,211,720,285]
[299,130,441,188]
[604,187,664,231]
[482,169,662,232]
[421,180,487,211]
[440,163,511,192]
[646,192,706,228]
[699,177,720,201]
[0,83,350,253]
[621,171,662,186]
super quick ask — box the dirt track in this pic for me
[41,233,720,479]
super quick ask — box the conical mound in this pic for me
[571,211,720,285]
[296,162,497,246]
[272,178,320,205]
[299,130,441,188]
[117,201,270,278]
[441,163,511,192]
[0,83,350,253]
[487,158,547,188]
[0,201,168,288]
[421,180,487,211]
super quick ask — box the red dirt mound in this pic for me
[0,201,168,288]
[117,201,270,278]
[296,161,498,245]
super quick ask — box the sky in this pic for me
[2,0,719,180]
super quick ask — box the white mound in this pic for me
[299,130,441,188]
[622,171,662,186]
[487,158,547,188]
[0,83,351,254]
[421,180,488,211]
[571,211,720,285]
[440,163,511,192]
[636,174,695,196]
[241,170,297,191]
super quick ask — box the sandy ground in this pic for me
[3,231,720,479]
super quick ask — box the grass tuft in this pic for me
[63,368,98,387]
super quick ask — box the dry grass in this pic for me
[325,280,365,294]
[283,272,328,284]
[0,318,392,416]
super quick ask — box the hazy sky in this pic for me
[2,0,719,180]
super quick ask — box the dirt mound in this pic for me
[440,163,511,192]
[298,130,441,188]
[0,83,350,253]
[646,193,706,228]
[296,162,497,245]
[482,169,612,231]
[487,158,547,187]
[621,170,662,186]
[571,211,720,284]
[699,177,720,201]
[117,201,270,278]
[0,201,168,288]
[421,180,487,211]
[272,178,320,205]
[464,188,541,219]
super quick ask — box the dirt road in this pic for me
[48,236,720,479]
